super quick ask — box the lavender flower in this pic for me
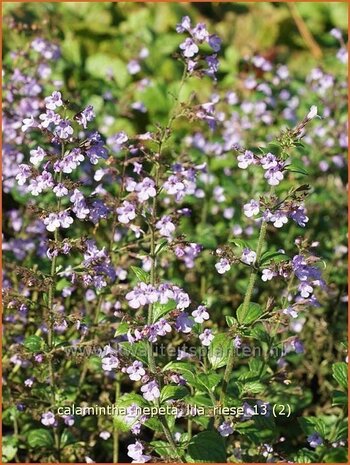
[117,201,136,224]
[126,361,146,381]
[307,432,323,448]
[127,441,151,463]
[141,380,160,402]
[192,305,209,324]
[41,411,56,426]
[215,258,231,274]
[199,328,214,346]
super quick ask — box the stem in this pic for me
[220,219,268,404]
[146,165,183,462]
[113,373,121,463]
[46,144,64,461]
[77,151,128,396]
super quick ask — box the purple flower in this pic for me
[237,150,255,169]
[28,171,54,196]
[270,211,288,228]
[126,361,146,381]
[54,119,74,139]
[39,109,61,128]
[243,199,260,218]
[29,146,46,165]
[307,432,323,448]
[24,378,34,387]
[192,23,209,42]
[199,328,214,346]
[176,16,191,33]
[101,346,119,372]
[141,380,160,402]
[127,60,141,75]
[135,177,156,202]
[218,421,234,437]
[16,164,31,185]
[58,211,74,229]
[45,91,63,110]
[215,258,231,274]
[192,305,209,324]
[21,115,36,132]
[127,441,151,463]
[179,38,199,58]
[55,148,84,173]
[261,269,275,281]
[126,282,150,309]
[233,335,242,348]
[75,105,95,129]
[283,307,298,318]
[175,312,194,333]
[291,338,304,354]
[264,166,284,186]
[205,54,219,78]
[298,282,314,298]
[99,431,111,440]
[62,415,75,426]
[155,216,175,238]
[260,153,277,169]
[43,213,61,232]
[70,189,90,219]
[41,411,56,426]
[163,175,185,196]
[241,248,256,265]
[53,183,68,198]
[290,206,309,227]
[208,34,222,52]
[117,201,136,224]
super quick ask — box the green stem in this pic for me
[220,219,268,404]
[113,373,121,463]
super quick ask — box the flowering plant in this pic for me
[2,3,347,464]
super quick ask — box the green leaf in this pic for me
[230,238,251,249]
[118,341,148,364]
[293,448,317,463]
[225,316,236,327]
[332,362,348,390]
[151,440,176,459]
[27,429,54,448]
[2,436,18,462]
[113,393,146,433]
[260,250,289,266]
[236,302,263,325]
[60,430,76,448]
[154,240,168,256]
[23,335,45,353]
[332,390,348,406]
[56,278,71,291]
[162,362,198,387]
[160,385,189,403]
[152,299,176,323]
[198,373,222,391]
[208,333,232,369]
[114,322,129,337]
[285,160,309,176]
[186,431,226,463]
[298,417,326,437]
[130,266,149,283]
